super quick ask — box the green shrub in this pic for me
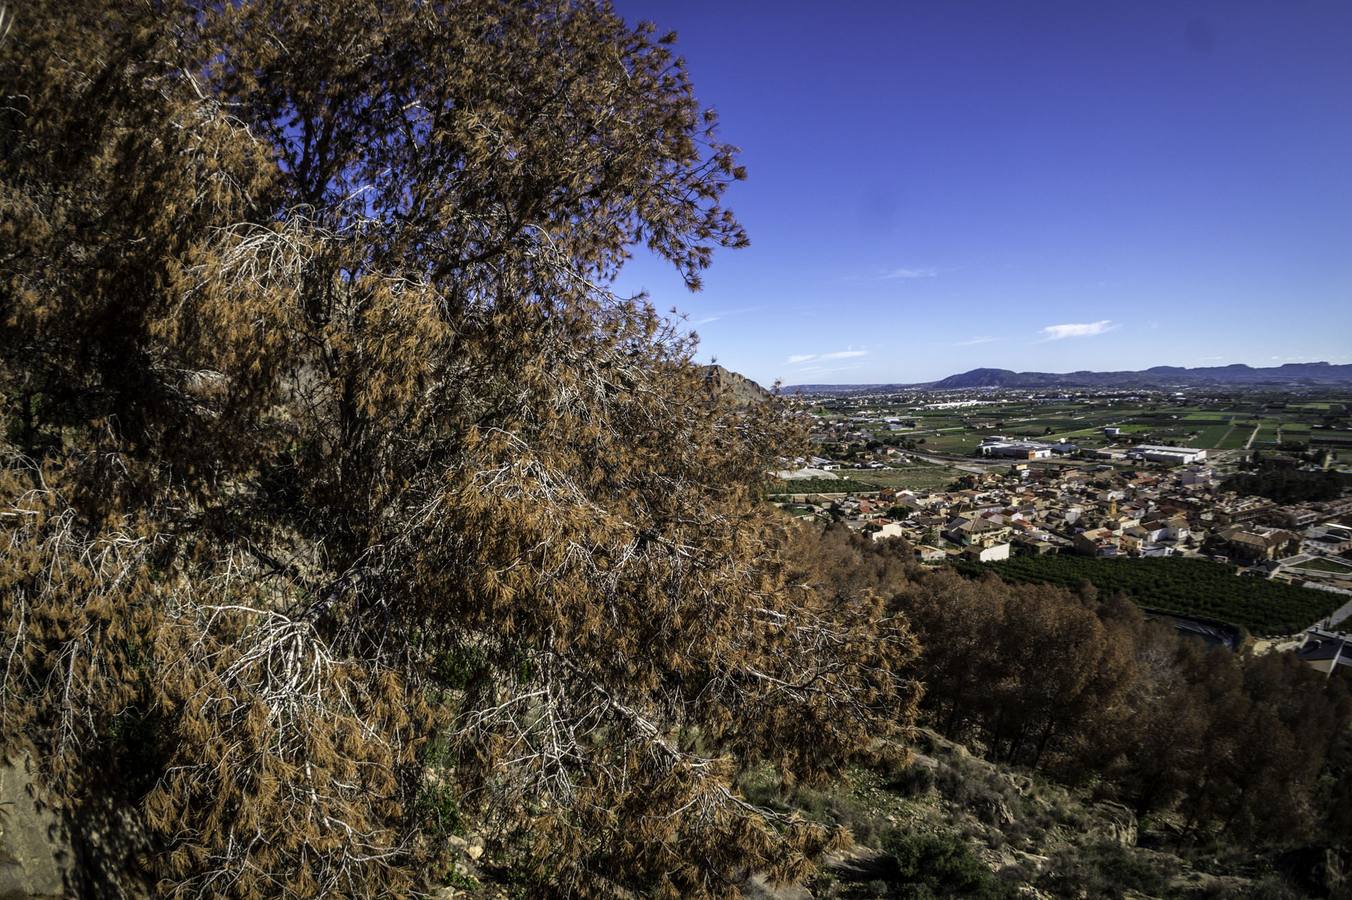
[1037,841,1175,899]
[879,829,1015,899]
[888,763,937,798]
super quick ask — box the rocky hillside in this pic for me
[1,753,70,898]
[741,729,1322,899]
[417,726,1334,898]
[702,364,771,405]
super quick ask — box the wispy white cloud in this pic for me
[954,336,1000,347]
[787,349,869,365]
[880,266,938,280]
[796,364,867,376]
[687,305,765,327]
[1039,320,1117,341]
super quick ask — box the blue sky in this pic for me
[610,1,1352,386]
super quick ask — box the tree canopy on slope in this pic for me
[0,3,919,896]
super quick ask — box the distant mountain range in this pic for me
[785,361,1352,393]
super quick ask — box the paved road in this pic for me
[909,452,993,474]
[1328,596,1352,628]
[1244,423,1261,450]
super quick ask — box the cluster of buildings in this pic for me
[779,458,1351,584]
[977,437,1072,459]
[977,435,1209,467]
[1094,444,1209,466]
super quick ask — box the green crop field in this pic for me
[951,555,1344,635]
[1291,558,1352,575]
[834,393,1350,462]
[1195,424,1233,448]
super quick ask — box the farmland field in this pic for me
[1195,424,1233,448]
[849,466,962,492]
[767,477,878,495]
[952,555,1344,635]
[1310,430,1352,446]
[818,393,1352,463]
[1291,558,1352,575]
[924,433,987,453]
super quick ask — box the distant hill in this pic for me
[701,364,771,405]
[787,361,1352,393]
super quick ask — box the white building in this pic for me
[1128,445,1207,466]
[979,439,1053,460]
[974,542,1011,562]
[869,521,906,542]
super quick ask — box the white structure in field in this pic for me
[975,542,1011,562]
[1128,445,1207,466]
[979,437,1053,460]
[869,521,906,542]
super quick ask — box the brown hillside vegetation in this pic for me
[774,527,1352,898]
[0,2,918,897]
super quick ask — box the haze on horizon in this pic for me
[612,0,1352,387]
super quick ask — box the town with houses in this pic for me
[774,393,1352,671]
[780,433,1350,576]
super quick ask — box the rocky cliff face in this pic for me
[0,754,70,899]
[701,364,771,406]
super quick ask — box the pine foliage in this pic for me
[0,2,919,896]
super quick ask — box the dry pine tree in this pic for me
[0,2,921,896]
